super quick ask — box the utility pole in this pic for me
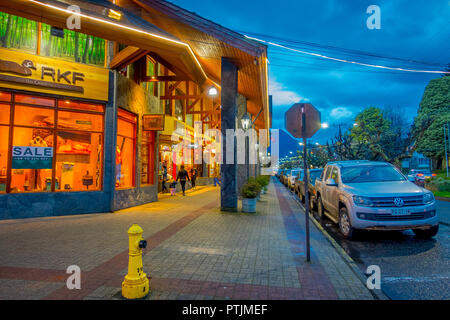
[445,123,449,177]
[301,106,310,262]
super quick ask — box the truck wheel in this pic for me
[413,225,439,239]
[339,207,355,240]
[317,196,324,220]
[309,195,315,212]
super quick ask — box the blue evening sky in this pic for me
[170,0,450,148]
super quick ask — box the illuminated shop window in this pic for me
[0,103,10,124]
[116,109,136,188]
[55,131,103,192]
[141,130,155,185]
[0,13,38,53]
[0,126,8,193]
[0,91,104,193]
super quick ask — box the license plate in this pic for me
[391,208,410,215]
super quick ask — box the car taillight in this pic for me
[432,173,436,177]
[417,173,423,177]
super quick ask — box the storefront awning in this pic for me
[1,0,209,86]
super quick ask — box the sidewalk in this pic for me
[0,179,375,300]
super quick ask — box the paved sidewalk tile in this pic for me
[0,181,375,300]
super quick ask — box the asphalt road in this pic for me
[286,182,450,300]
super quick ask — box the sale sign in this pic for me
[12,146,53,169]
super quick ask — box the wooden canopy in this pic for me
[126,0,270,130]
[1,0,209,86]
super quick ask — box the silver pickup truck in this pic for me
[314,160,438,239]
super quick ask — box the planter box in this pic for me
[242,197,257,213]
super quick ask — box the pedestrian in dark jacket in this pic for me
[161,164,168,193]
[190,168,198,189]
[176,165,190,196]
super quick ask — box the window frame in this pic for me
[140,129,155,186]
[116,108,137,189]
[1,90,105,193]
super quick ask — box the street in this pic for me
[287,184,450,300]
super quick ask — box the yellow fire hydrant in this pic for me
[122,224,149,299]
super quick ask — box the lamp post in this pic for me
[241,112,251,181]
[445,123,449,177]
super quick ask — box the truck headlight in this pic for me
[353,195,373,207]
[423,193,434,204]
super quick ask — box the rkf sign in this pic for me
[285,103,321,138]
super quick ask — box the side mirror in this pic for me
[325,178,338,187]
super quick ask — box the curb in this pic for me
[288,190,390,300]
[435,196,450,202]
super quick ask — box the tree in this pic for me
[350,107,414,167]
[413,76,450,169]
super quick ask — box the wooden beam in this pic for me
[147,51,192,81]
[143,75,190,82]
[160,94,203,100]
[110,46,149,70]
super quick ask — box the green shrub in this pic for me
[256,175,270,189]
[426,177,450,192]
[241,181,261,198]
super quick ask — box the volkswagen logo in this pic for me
[394,198,404,207]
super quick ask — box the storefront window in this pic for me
[0,13,38,54]
[40,23,105,66]
[10,127,54,193]
[55,132,103,191]
[116,109,136,188]
[0,103,10,124]
[0,91,104,193]
[0,126,8,193]
[141,130,155,185]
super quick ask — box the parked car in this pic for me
[314,160,438,239]
[281,169,291,186]
[407,169,435,182]
[295,168,324,210]
[288,168,302,190]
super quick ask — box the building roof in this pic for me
[131,0,270,130]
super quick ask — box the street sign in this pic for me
[285,102,321,263]
[285,103,321,138]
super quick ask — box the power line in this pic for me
[245,35,450,74]
[237,30,446,68]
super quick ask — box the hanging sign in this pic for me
[12,146,53,169]
[143,114,165,131]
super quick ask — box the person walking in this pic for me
[190,167,198,189]
[213,166,221,187]
[161,164,168,193]
[176,165,190,196]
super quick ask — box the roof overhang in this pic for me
[0,0,209,86]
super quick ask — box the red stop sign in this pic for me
[285,103,321,138]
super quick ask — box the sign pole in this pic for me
[302,107,311,262]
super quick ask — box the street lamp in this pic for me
[208,86,218,96]
[444,123,449,177]
[241,112,252,180]
[241,112,251,130]
[321,123,329,128]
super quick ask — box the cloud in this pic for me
[269,78,306,106]
[329,107,353,119]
